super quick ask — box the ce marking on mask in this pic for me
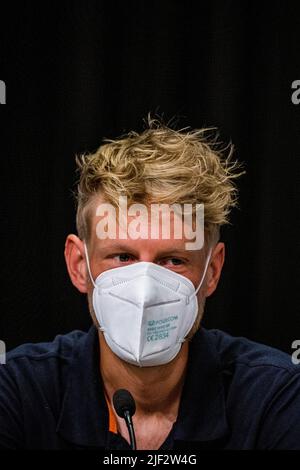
[103,453,197,467]
[147,316,178,342]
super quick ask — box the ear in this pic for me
[64,234,89,293]
[205,242,225,297]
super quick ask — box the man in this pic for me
[1,118,300,450]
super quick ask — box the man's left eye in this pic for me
[162,258,184,266]
[114,253,134,263]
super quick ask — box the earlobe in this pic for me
[64,234,88,293]
[205,242,225,297]
[204,266,214,297]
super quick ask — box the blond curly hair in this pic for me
[74,116,244,248]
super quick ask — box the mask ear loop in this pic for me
[83,242,96,289]
[194,247,213,296]
[83,242,106,333]
[180,247,213,344]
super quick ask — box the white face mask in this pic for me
[84,243,212,367]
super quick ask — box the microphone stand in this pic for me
[123,409,136,450]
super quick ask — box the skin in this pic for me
[64,197,225,450]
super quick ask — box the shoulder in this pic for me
[205,328,299,376]
[5,329,86,363]
[198,329,300,448]
[0,329,90,396]
[0,329,94,449]
[194,327,300,416]
[3,329,86,373]
[205,329,300,435]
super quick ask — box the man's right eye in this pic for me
[113,253,135,263]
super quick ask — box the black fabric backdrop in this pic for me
[0,0,299,353]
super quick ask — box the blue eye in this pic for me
[114,253,133,263]
[160,258,184,267]
[169,258,183,265]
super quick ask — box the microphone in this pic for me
[113,389,137,450]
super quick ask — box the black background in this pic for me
[0,0,299,353]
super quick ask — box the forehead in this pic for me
[87,195,204,249]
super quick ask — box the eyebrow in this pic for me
[96,243,140,256]
[96,243,193,257]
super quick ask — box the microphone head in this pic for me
[113,389,136,418]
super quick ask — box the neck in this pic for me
[99,331,189,419]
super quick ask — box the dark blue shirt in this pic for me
[1,326,300,450]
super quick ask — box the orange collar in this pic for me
[104,392,118,434]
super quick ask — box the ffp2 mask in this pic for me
[84,243,212,367]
